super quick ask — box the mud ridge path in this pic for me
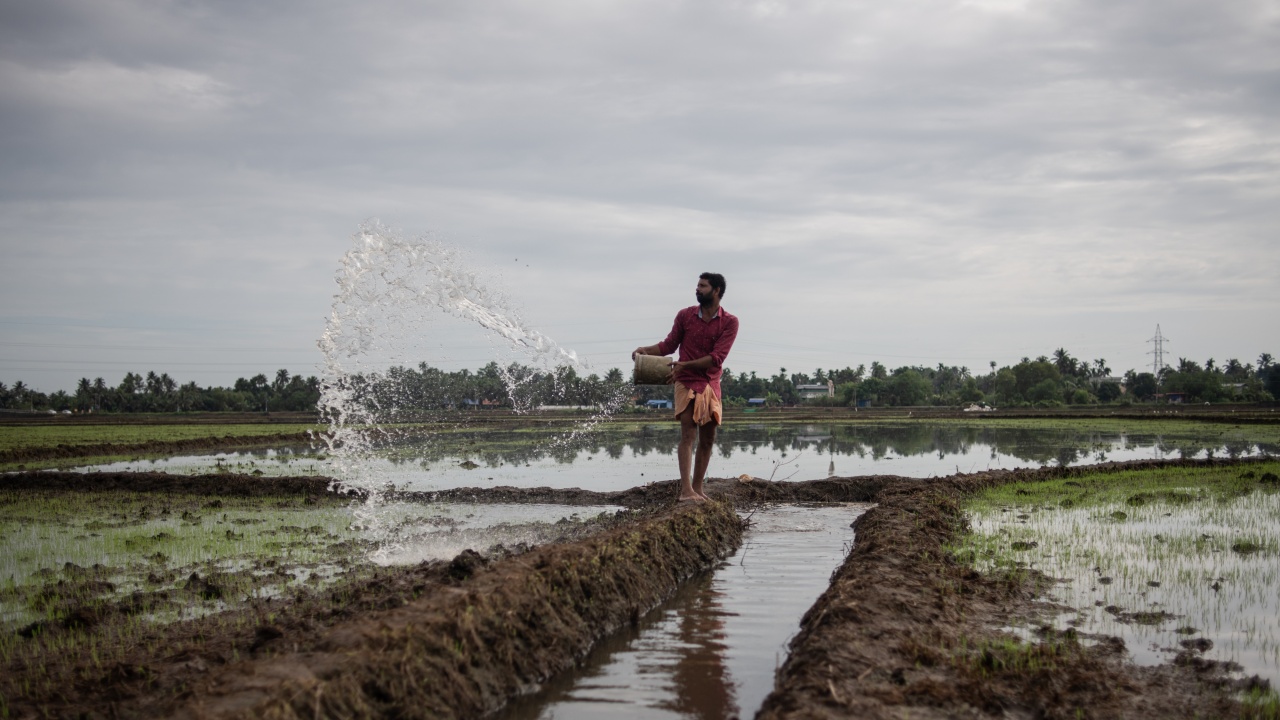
[153,502,743,719]
[759,458,1274,720]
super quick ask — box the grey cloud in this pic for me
[1,0,1277,391]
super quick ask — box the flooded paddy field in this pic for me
[957,461,1280,689]
[0,483,625,634]
[0,471,646,719]
[0,417,319,470]
[762,458,1280,720]
[2,412,1279,718]
[32,415,1280,491]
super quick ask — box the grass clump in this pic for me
[1243,686,1280,720]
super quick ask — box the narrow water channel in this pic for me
[499,503,869,720]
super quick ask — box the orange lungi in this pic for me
[673,380,722,426]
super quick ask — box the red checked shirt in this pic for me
[655,305,739,398]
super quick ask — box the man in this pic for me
[633,272,739,502]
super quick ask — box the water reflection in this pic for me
[379,423,1272,474]
[658,574,736,719]
[77,423,1275,493]
[501,504,864,720]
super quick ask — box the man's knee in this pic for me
[679,421,698,442]
[697,426,717,449]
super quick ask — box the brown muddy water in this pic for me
[499,503,868,720]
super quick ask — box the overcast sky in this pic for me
[2,0,1278,393]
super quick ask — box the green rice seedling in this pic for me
[1242,686,1280,720]
[0,490,360,633]
[955,461,1280,688]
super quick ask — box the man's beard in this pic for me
[696,291,711,306]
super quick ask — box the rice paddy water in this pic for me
[70,421,1276,491]
[957,463,1280,688]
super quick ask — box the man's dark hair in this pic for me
[700,272,726,299]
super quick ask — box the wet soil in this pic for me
[758,457,1276,720]
[4,458,1275,719]
[2,470,894,508]
[1,470,341,497]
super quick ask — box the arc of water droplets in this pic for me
[314,221,630,552]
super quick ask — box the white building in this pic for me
[795,380,835,399]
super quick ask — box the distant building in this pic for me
[646,399,673,409]
[795,380,835,399]
[747,398,767,407]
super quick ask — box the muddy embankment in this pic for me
[5,470,899,508]
[1,470,338,496]
[180,503,741,720]
[0,433,316,467]
[759,458,1276,720]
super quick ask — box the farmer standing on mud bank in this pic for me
[633,272,739,502]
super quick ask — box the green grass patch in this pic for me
[0,423,323,454]
[1243,686,1280,719]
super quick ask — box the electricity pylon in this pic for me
[1147,325,1169,375]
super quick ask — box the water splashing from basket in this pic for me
[314,221,629,553]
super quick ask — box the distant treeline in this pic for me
[736,350,1280,408]
[0,370,320,414]
[2,349,1277,414]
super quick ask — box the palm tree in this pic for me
[12,381,29,410]
[92,377,107,412]
[1224,358,1245,379]
[1259,353,1275,372]
[1092,359,1110,378]
[76,378,92,410]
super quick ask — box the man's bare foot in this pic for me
[677,494,706,503]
